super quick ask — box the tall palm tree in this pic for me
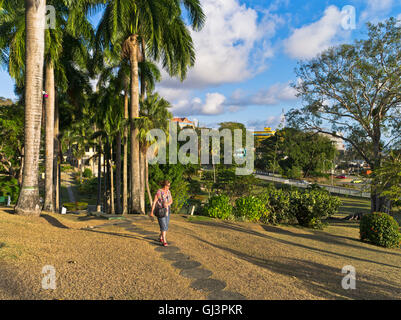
[96,0,205,214]
[93,72,128,214]
[138,93,172,209]
[1,0,97,212]
[12,0,46,215]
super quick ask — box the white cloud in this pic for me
[159,0,283,90]
[229,81,298,106]
[284,6,347,59]
[360,0,394,23]
[165,80,299,118]
[170,92,226,116]
[201,93,226,115]
[250,82,297,105]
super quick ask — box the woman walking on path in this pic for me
[150,180,173,246]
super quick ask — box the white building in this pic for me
[318,132,345,152]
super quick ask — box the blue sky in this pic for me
[1,0,401,130]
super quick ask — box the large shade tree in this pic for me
[287,18,401,213]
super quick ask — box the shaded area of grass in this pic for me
[0,207,400,299]
[337,196,370,217]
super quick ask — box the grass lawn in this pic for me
[4,171,390,299]
[0,199,400,299]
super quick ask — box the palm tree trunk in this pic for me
[53,91,59,212]
[139,148,145,213]
[145,153,152,208]
[115,133,122,214]
[139,37,146,213]
[15,0,46,216]
[109,141,115,214]
[18,146,24,186]
[129,35,142,214]
[123,87,129,215]
[97,138,102,212]
[43,62,55,212]
[103,143,108,214]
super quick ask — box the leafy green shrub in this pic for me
[63,202,88,211]
[360,212,401,248]
[284,165,302,179]
[0,176,20,204]
[289,189,341,229]
[83,168,92,178]
[171,180,190,214]
[234,195,266,222]
[258,187,291,224]
[61,164,74,172]
[78,177,97,194]
[189,179,201,195]
[204,194,233,219]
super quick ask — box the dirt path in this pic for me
[0,210,400,300]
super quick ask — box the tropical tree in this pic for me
[256,128,337,178]
[375,151,401,210]
[137,92,172,209]
[287,18,401,212]
[95,74,127,214]
[96,0,205,213]
[13,0,46,216]
[0,0,97,212]
[0,102,24,184]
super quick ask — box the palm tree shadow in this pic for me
[40,214,69,229]
[188,220,401,269]
[2,208,15,215]
[190,235,401,299]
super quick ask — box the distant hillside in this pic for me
[0,97,13,106]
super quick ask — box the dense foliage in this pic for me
[289,188,342,229]
[149,162,190,214]
[360,212,401,248]
[204,194,233,220]
[255,128,337,178]
[0,176,20,203]
[234,195,266,222]
[213,167,259,198]
[286,18,401,213]
[257,186,292,224]
[0,103,24,181]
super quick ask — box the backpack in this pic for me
[155,190,169,218]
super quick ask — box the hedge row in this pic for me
[204,186,342,229]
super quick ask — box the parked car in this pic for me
[335,175,346,179]
[300,180,310,185]
[351,179,363,184]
